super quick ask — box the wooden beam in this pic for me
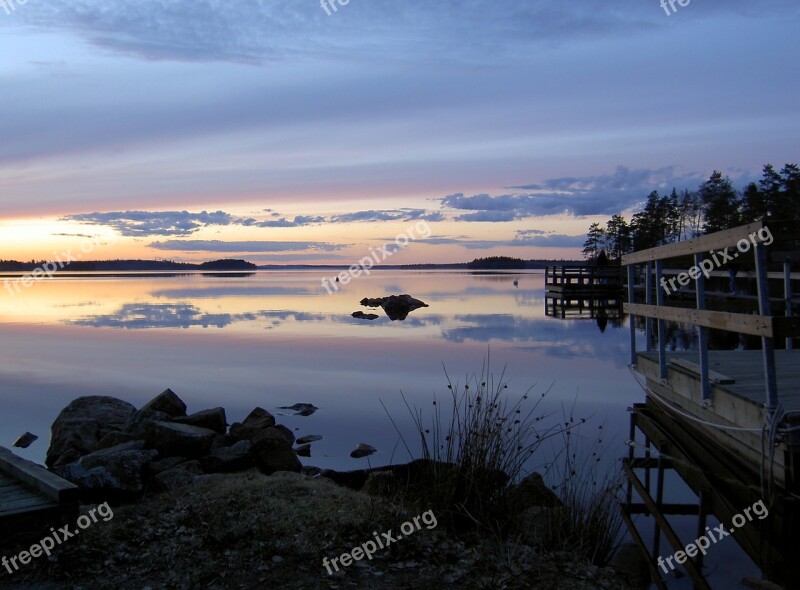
[623,303,774,337]
[0,447,79,504]
[622,222,767,265]
[670,358,735,384]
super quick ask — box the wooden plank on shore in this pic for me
[0,446,79,503]
[670,358,736,384]
[624,303,774,337]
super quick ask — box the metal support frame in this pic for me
[695,253,711,402]
[646,261,653,350]
[754,242,778,411]
[786,260,794,351]
[628,265,637,365]
[655,260,667,380]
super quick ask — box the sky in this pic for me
[0,0,798,264]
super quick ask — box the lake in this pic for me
[0,269,762,588]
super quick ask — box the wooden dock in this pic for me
[0,446,79,539]
[619,220,800,589]
[544,265,623,296]
[635,349,800,489]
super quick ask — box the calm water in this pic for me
[0,270,760,588]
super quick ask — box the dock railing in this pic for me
[621,220,800,413]
[544,264,623,291]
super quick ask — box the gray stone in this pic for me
[173,407,227,434]
[54,447,158,500]
[201,440,254,473]
[140,388,187,418]
[46,396,137,468]
[251,428,302,474]
[143,421,217,458]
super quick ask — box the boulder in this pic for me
[140,388,187,417]
[295,444,311,457]
[251,429,302,475]
[229,407,277,442]
[200,441,254,473]
[46,396,137,468]
[508,472,563,510]
[54,443,158,500]
[124,409,170,438]
[273,424,295,444]
[173,407,227,434]
[143,421,217,458]
[96,431,138,450]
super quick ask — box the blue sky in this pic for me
[0,0,798,263]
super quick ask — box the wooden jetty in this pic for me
[0,446,79,539]
[620,220,800,589]
[544,264,623,296]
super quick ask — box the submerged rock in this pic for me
[277,403,318,417]
[296,434,323,445]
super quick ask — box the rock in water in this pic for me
[295,443,312,457]
[277,403,319,417]
[360,294,428,321]
[13,432,38,449]
[350,443,377,459]
[296,434,323,445]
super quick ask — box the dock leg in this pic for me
[655,260,667,380]
[628,265,637,365]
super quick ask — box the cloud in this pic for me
[240,215,326,228]
[422,233,584,249]
[330,209,444,223]
[148,240,345,253]
[440,166,715,219]
[11,1,796,65]
[63,210,235,237]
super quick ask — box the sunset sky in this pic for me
[1,0,798,264]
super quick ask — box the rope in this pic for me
[627,364,788,502]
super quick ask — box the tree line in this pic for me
[582,163,800,262]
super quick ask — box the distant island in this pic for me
[0,259,258,272]
[0,256,581,273]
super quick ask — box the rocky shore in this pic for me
[1,390,648,589]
